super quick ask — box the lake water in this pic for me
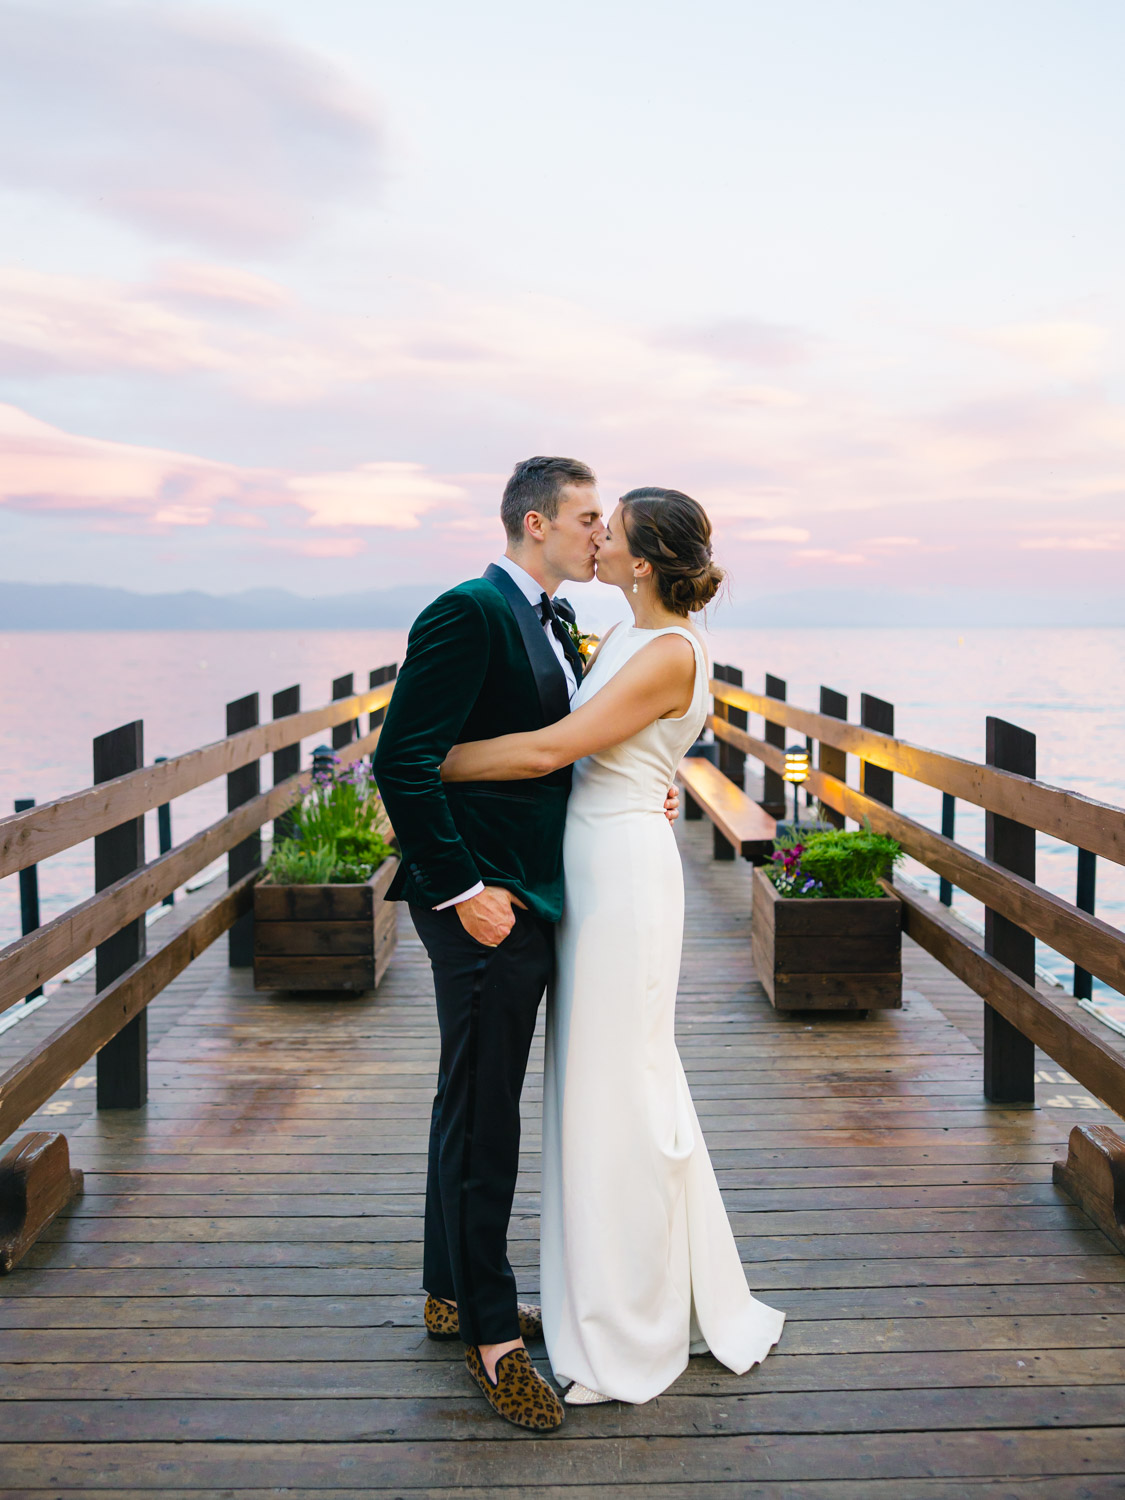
[2,626,1122,1022]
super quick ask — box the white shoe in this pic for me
[564,1381,613,1405]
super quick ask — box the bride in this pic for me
[441,486,785,1405]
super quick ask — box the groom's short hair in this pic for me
[501,456,597,541]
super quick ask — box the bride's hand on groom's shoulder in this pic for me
[457,886,525,947]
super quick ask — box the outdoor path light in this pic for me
[783,745,810,825]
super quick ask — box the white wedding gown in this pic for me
[540,623,785,1404]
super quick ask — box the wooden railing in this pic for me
[714,681,1125,1104]
[0,668,397,1157]
[706,666,1125,1250]
[705,669,1125,1254]
[4,653,1124,1263]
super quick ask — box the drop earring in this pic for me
[632,578,639,594]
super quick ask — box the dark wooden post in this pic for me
[716,667,746,791]
[272,685,301,846]
[93,721,147,1108]
[939,793,956,906]
[227,694,260,968]
[369,665,395,771]
[712,662,730,730]
[368,664,395,732]
[761,673,786,818]
[14,799,43,1001]
[984,716,1036,1104]
[1074,849,1097,1002]
[709,665,732,859]
[860,693,894,808]
[817,687,847,830]
[332,672,356,750]
[804,735,814,808]
[713,664,746,860]
[154,758,174,906]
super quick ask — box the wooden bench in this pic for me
[676,755,777,863]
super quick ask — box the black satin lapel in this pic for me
[555,617,585,683]
[482,564,570,724]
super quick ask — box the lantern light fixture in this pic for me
[783,745,810,824]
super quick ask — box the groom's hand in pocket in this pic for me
[457,885,526,947]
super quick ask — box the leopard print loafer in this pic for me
[424,1294,543,1342]
[465,1344,565,1431]
[423,1294,461,1340]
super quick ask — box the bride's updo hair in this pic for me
[620,487,724,616]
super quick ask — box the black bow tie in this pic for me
[539,593,584,679]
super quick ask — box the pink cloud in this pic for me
[3,269,1118,542]
[1020,533,1122,551]
[265,536,367,559]
[0,402,469,542]
[0,268,228,376]
[156,261,291,310]
[222,510,270,530]
[289,463,468,530]
[0,2,380,251]
[3,263,1125,602]
[726,386,807,408]
[791,548,869,566]
[656,318,812,368]
[738,526,811,543]
[0,403,248,524]
[966,321,1109,379]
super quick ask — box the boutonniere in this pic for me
[552,595,599,663]
[567,620,600,661]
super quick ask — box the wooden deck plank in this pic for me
[3,1486,1125,1500]
[6,1344,1125,1399]
[14,1248,1125,1288]
[6,1383,1125,1440]
[5,1430,1125,1488]
[1,817,1122,1492]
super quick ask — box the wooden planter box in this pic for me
[253,856,399,994]
[750,865,902,1011]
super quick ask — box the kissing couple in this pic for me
[373,456,784,1429]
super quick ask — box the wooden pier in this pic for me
[2,665,1125,1494]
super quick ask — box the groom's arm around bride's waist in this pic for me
[372,589,489,908]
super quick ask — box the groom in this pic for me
[374,456,678,1430]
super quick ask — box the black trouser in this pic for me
[409,902,554,1346]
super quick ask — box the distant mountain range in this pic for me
[0,582,439,630]
[1,580,1122,630]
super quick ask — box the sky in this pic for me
[1,0,1123,611]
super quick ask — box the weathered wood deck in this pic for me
[4,819,1125,1496]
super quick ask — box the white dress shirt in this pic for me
[435,557,578,910]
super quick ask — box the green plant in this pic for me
[766,824,902,899]
[266,755,394,885]
[266,841,338,885]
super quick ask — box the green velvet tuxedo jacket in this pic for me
[373,566,574,922]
